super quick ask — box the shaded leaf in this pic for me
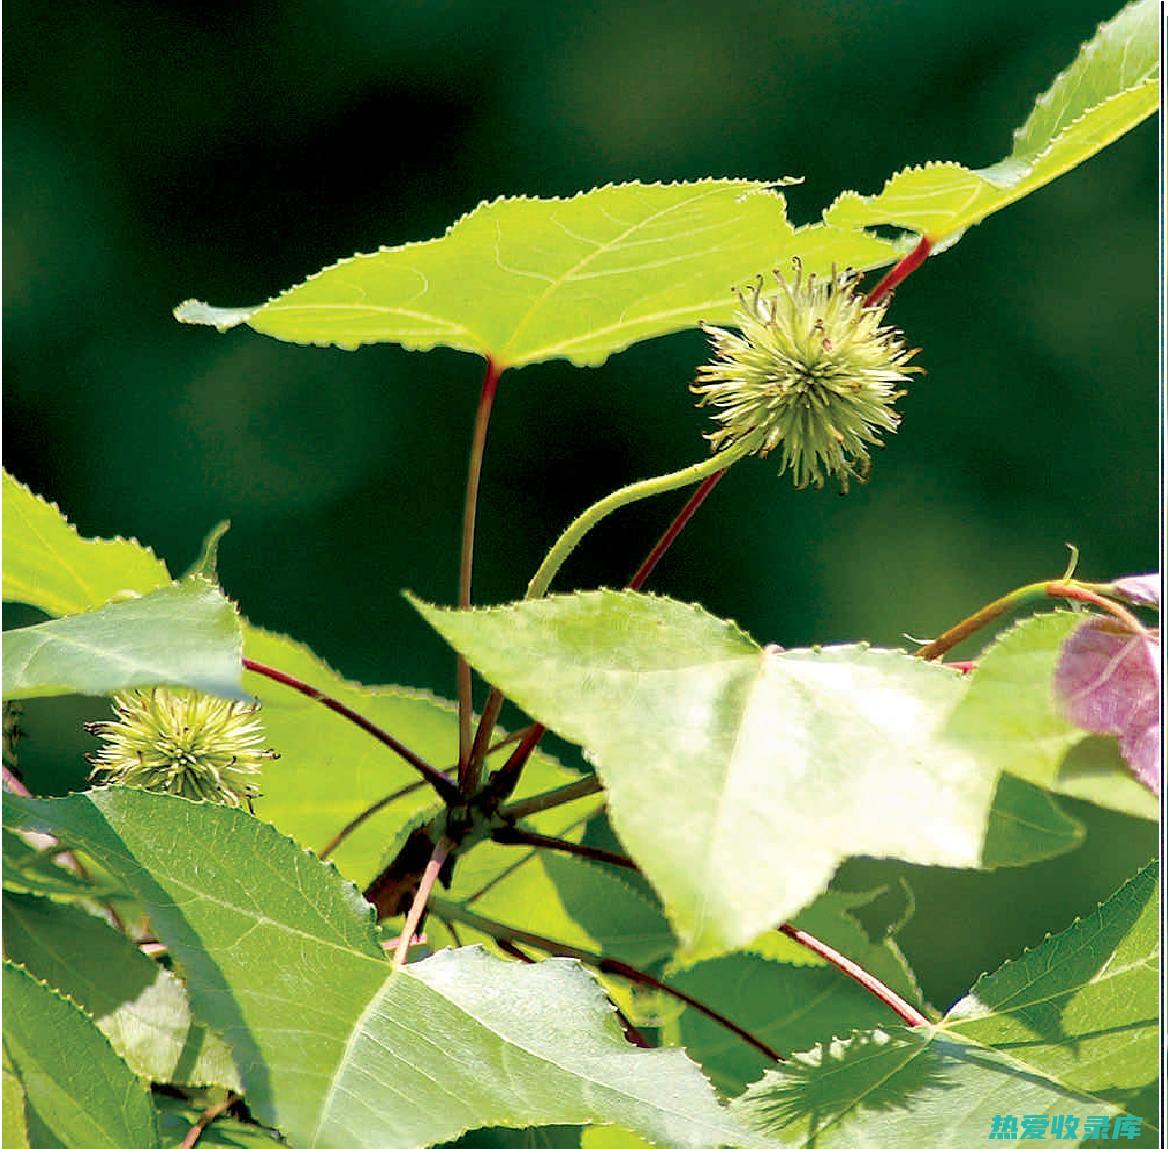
[2,1061,31,1149]
[413,590,998,960]
[154,1097,282,1148]
[823,0,1158,247]
[175,180,903,369]
[4,790,763,1149]
[944,612,1158,819]
[2,472,169,617]
[2,580,244,701]
[3,961,159,1149]
[735,863,1159,1145]
[979,773,1084,868]
[4,892,240,1089]
[1053,618,1160,794]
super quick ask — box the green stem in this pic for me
[500,774,603,820]
[525,435,759,600]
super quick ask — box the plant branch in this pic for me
[391,838,451,972]
[242,658,459,803]
[459,359,504,790]
[500,774,603,820]
[776,923,929,1028]
[483,722,546,806]
[430,897,783,1062]
[319,776,443,861]
[629,469,728,589]
[916,579,1149,662]
[491,825,636,870]
[864,236,933,306]
[178,1095,236,1149]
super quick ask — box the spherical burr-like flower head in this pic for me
[86,687,278,809]
[693,263,921,491]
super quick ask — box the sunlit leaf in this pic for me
[413,590,998,960]
[2,579,244,701]
[4,790,764,1149]
[175,180,903,368]
[2,471,168,617]
[823,0,1158,247]
[734,863,1158,1146]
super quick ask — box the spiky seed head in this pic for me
[693,263,921,491]
[86,687,278,809]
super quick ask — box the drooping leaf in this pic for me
[244,627,590,888]
[944,612,1158,819]
[1,472,169,617]
[175,180,903,368]
[735,862,1159,1146]
[2,579,244,701]
[1053,618,1160,794]
[4,790,764,1149]
[412,590,998,960]
[3,892,240,1089]
[823,0,1158,248]
[3,961,159,1149]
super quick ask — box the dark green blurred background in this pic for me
[4,0,1158,1008]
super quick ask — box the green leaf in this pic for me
[245,626,589,888]
[175,180,903,368]
[980,773,1084,868]
[185,520,231,581]
[734,862,1159,1146]
[5,790,763,1149]
[2,1061,31,1149]
[2,579,244,701]
[2,828,118,899]
[3,892,240,1089]
[2,472,169,617]
[943,612,1158,819]
[412,590,998,960]
[945,860,1159,1109]
[672,886,925,1095]
[3,961,159,1149]
[824,0,1158,247]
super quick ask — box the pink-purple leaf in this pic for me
[1109,572,1161,609]
[1054,617,1161,795]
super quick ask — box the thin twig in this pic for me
[864,236,933,306]
[242,658,458,802]
[629,470,728,590]
[492,825,636,870]
[430,897,783,1062]
[484,723,546,806]
[500,774,603,820]
[392,838,451,972]
[459,359,503,788]
[777,924,929,1028]
[178,1095,235,1149]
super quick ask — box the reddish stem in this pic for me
[459,359,503,787]
[242,658,458,802]
[864,235,933,306]
[178,1096,235,1149]
[777,923,929,1027]
[491,825,637,870]
[392,838,451,972]
[629,469,728,590]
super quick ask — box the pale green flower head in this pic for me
[86,687,277,809]
[694,263,921,491]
